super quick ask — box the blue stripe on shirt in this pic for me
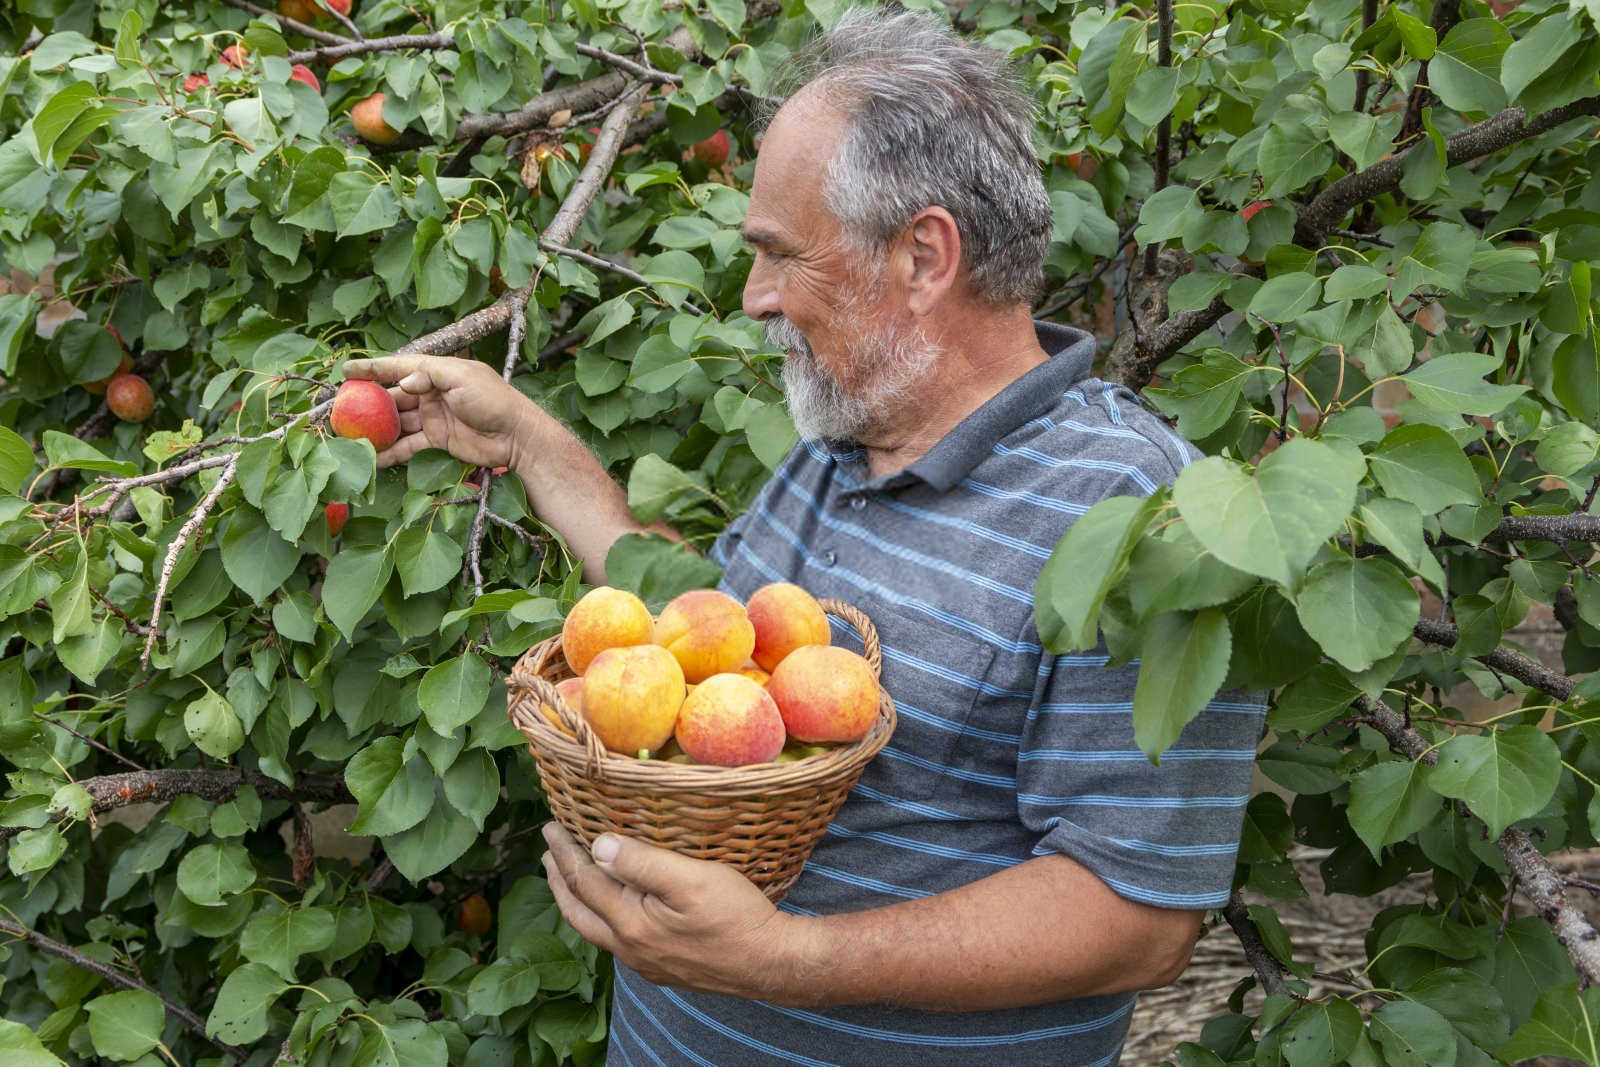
[1018,793,1249,809]
[756,997,1137,1047]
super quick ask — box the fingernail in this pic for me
[593,835,620,863]
[399,373,423,390]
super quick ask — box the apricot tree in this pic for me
[0,0,1597,1064]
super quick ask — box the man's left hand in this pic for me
[541,822,814,999]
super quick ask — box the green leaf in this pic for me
[219,507,300,605]
[1269,663,1363,733]
[1258,122,1335,198]
[1430,19,1511,114]
[1347,759,1439,858]
[1370,1000,1458,1067]
[0,1019,58,1067]
[1293,555,1419,671]
[1500,983,1600,1063]
[1125,526,1256,619]
[1173,437,1364,586]
[1248,273,1322,323]
[1035,492,1166,652]
[1367,424,1483,515]
[346,737,435,836]
[443,748,499,831]
[206,962,286,1045]
[184,691,244,759]
[1393,223,1478,298]
[1407,968,1511,1051]
[239,903,336,980]
[382,784,478,881]
[41,431,136,476]
[354,1017,448,1067]
[1496,917,1578,1029]
[466,957,543,1016]
[322,544,392,639]
[394,527,463,597]
[604,533,724,611]
[8,826,66,876]
[1402,353,1528,416]
[627,454,706,522]
[329,172,401,237]
[1135,186,1204,245]
[1502,12,1584,103]
[176,842,256,904]
[85,990,165,1061]
[418,654,492,737]
[1358,498,1445,590]
[1280,998,1363,1066]
[1427,725,1561,838]
[1131,609,1231,761]
[1143,351,1254,439]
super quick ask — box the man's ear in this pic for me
[898,206,962,316]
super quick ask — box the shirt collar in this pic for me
[827,320,1095,493]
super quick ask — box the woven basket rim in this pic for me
[506,597,896,797]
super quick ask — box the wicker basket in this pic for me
[505,598,896,902]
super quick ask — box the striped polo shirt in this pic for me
[606,322,1265,1067]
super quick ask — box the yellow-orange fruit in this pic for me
[278,0,321,22]
[746,582,831,672]
[106,374,155,421]
[653,589,755,683]
[539,677,582,738]
[767,645,878,744]
[675,673,785,767]
[738,666,770,686]
[580,644,685,755]
[457,893,492,935]
[351,93,401,145]
[330,379,400,450]
[561,586,653,675]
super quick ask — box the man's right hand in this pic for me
[340,354,534,470]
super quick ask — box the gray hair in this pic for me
[769,7,1053,306]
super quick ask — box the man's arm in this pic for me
[540,822,1201,1012]
[341,355,675,583]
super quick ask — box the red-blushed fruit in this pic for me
[767,644,879,744]
[488,265,507,296]
[1240,199,1271,222]
[84,352,133,395]
[183,72,210,93]
[221,44,250,70]
[351,93,401,145]
[561,586,654,675]
[581,644,685,755]
[289,64,321,91]
[278,0,321,22]
[578,127,601,163]
[329,379,400,449]
[457,893,492,936]
[324,501,349,536]
[106,374,155,422]
[540,677,582,738]
[325,0,352,14]
[692,129,731,168]
[746,582,831,672]
[654,589,755,683]
[675,673,786,767]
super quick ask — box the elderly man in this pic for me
[346,8,1261,1065]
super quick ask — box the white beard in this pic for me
[765,306,940,443]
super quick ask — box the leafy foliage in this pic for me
[0,0,1596,1063]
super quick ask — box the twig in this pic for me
[1411,617,1575,700]
[142,460,237,666]
[1221,895,1288,996]
[1329,228,1394,248]
[35,714,149,772]
[0,918,248,1062]
[317,0,362,40]
[1353,0,1378,111]
[1499,874,1518,937]
[575,42,683,86]
[540,240,708,315]
[484,509,549,548]
[1144,0,1174,275]
[217,0,348,45]
[1035,223,1138,319]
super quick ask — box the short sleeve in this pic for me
[1016,652,1265,909]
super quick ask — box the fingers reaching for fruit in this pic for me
[340,354,535,470]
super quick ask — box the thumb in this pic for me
[591,833,703,907]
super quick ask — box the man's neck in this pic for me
[860,307,1049,480]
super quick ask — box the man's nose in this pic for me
[742,255,780,322]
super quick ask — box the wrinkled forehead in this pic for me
[745,87,851,241]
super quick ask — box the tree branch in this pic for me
[286,31,454,65]
[142,459,237,666]
[574,42,683,87]
[1144,0,1174,275]
[540,239,708,315]
[0,917,248,1061]
[1354,695,1600,985]
[1411,617,1575,700]
[1221,895,1289,996]
[0,769,355,842]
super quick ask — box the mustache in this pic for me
[764,315,811,357]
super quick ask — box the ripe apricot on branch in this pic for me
[106,374,155,422]
[457,893,492,936]
[220,44,249,70]
[182,72,210,93]
[324,501,349,536]
[289,64,321,91]
[351,93,401,145]
[692,129,731,168]
[1240,199,1272,221]
[329,379,400,450]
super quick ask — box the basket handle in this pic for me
[817,598,881,680]
[507,662,611,783]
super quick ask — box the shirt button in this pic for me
[850,497,866,511]
[822,550,837,566]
